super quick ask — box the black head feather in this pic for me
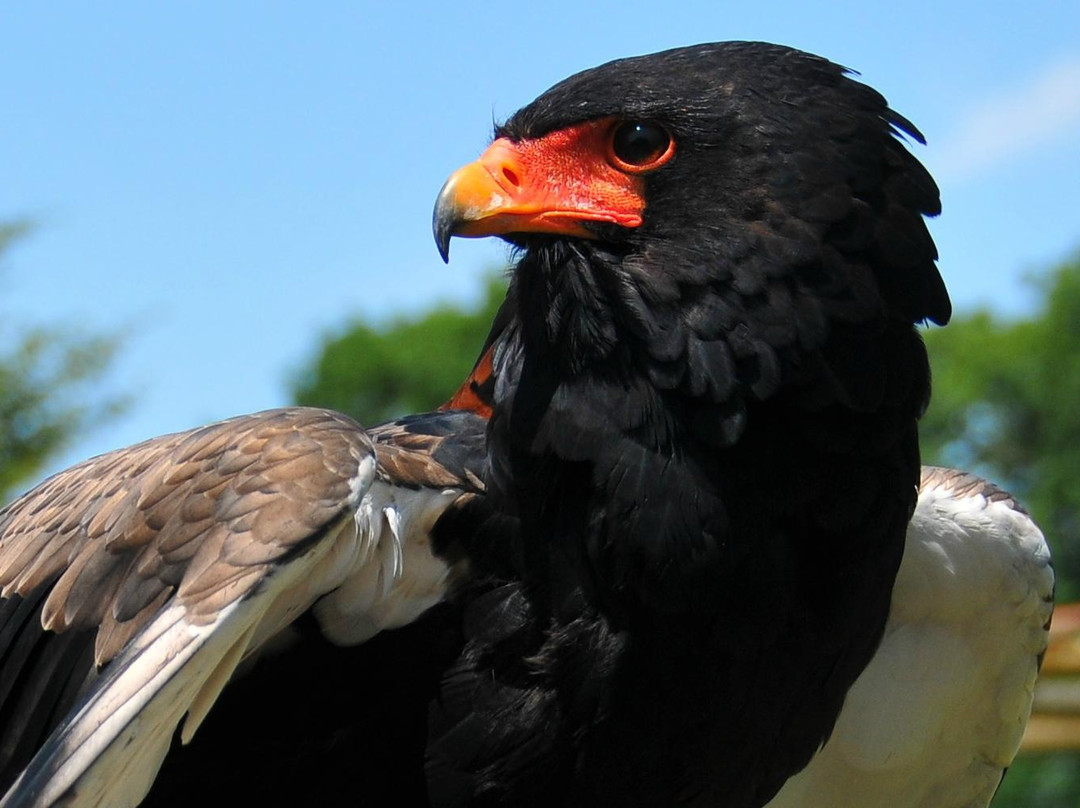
[491,42,949,463]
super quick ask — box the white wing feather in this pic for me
[766,471,1054,808]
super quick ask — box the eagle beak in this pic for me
[432,126,647,262]
[433,141,528,263]
[433,139,593,263]
[433,153,516,263]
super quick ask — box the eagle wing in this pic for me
[0,407,476,808]
[766,467,1055,808]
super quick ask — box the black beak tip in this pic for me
[432,181,457,264]
[434,221,452,264]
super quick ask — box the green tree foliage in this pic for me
[992,751,1080,808]
[921,250,1080,600]
[0,222,123,501]
[291,275,506,425]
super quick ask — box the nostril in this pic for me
[501,166,520,188]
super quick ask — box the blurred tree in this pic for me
[291,273,505,424]
[921,250,1080,600]
[993,751,1080,808]
[0,221,123,501]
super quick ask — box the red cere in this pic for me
[503,118,654,228]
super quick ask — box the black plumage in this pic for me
[430,41,949,807]
[0,41,962,808]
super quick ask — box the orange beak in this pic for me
[433,119,648,262]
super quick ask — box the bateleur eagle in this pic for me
[0,42,1053,808]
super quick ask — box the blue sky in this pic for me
[3,2,1079,482]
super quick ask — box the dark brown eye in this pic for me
[609,121,674,171]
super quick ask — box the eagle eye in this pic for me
[609,121,674,172]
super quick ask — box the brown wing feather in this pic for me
[920,465,1029,514]
[0,407,373,666]
[372,420,486,491]
[0,408,486,807]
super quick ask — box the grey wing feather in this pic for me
[0,407,463,807]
